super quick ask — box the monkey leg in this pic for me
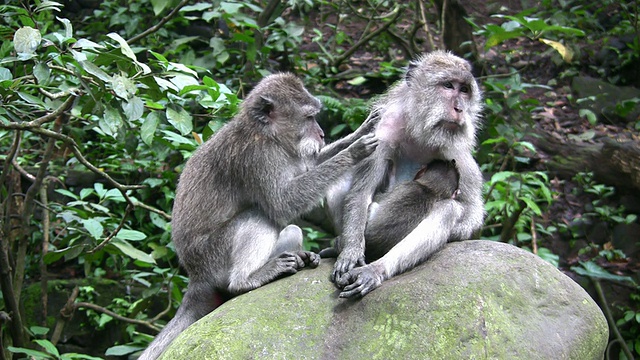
[226,212,319,295]
[272,224,321,268]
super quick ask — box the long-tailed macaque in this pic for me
[139,73,378,359]
[325,51,485,298]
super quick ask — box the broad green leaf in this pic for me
[55,189,79,200]
[579,109,597,125]
[100,106,123,137]
[43,245,85,264]
[34,62,50,83]
[161,130,197,146]
[14,26,41,55]
[123,96,144,121]
[521,197,542,216]
[490,171,516,183]
[347,76,367,86]
[82,218,103,239]
[220,2,243,14]
[107,32,136,61]
[571,261,636,284]
[181,3,212,12]
[169,74,199,91]
[112,74,136,100]
[154,76,178,92]
[34,339,60,358]
[80,60,112,82]
[30,326,50,336]
[61,353,104,360]
[166,104,193,135]
[0,67,12,81]
[105,345,144,357]
[110,238,156,264]
[115,229,147,241]
[141,111,160,145]
[73,38,105,49]
[150,0,171,15]
[7,346,53,359]
[56,17,73,39]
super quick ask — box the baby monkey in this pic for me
[364,159,461,261]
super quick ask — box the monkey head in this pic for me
[374,51,483,153]
[241,73,324,159]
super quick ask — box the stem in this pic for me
[127,0,191,45]
[593,279,634,360]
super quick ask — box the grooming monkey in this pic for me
[139,73,378,359]
[325,51,485,298]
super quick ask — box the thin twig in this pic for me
[127,0,191,45]
[332,5,402,67]
[74,302,160,332]
[593,280,635,360]
[419,0,436,51]
[88,204,133,254]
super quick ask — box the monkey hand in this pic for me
[331,246,366,284]
[338,263,385,298]
[348,133,378,162]
[356,112,382,135]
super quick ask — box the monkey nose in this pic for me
[454,107,462,113]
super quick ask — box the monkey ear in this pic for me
[252,96,275,124]
[405,61,419,86]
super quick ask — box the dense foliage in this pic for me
[0,0,638,359]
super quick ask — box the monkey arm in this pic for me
[339,199,463,298]
[317,111,380,163]
[331,145,392,283]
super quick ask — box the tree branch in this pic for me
[127,0,191,45]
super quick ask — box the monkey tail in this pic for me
[137,285,224,360]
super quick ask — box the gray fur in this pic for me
[139,73,378,359]
[364,159,460,260]
[326,51,485,298]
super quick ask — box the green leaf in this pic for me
[56,17,73,39]
[115,229,147,241]
[110,238,156,264]
[579,109,597,125]
[123,96,144,121]
[83,219,104,239]
[14,26,41,55]
[166,104,193,135]
[34,339,60,358]
[141,111,160,145]
[220,2,243,14]
[100,105,123,137]
[34,62,50,83]
[43,245,85,264]
[80,60,112,82]
[347,76,367,86]
[30,326,50,336]
[112,74,136,100]
[106,32,136,61]
[490,171,516,184]
[105,345,144,357]
[7,346,53,359]
[521,197,542,215]
[0,67,12,81]
[55,189,79,200]
[150,0,171,15]
[571,261,636,284]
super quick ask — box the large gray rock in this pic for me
[160,240,608,359]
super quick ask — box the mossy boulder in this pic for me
[161,240,608,359]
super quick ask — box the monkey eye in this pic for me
[443,82,454,89]
[460,85,470,93]
[306,115,315,121]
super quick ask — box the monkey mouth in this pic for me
[439,119,462,132]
